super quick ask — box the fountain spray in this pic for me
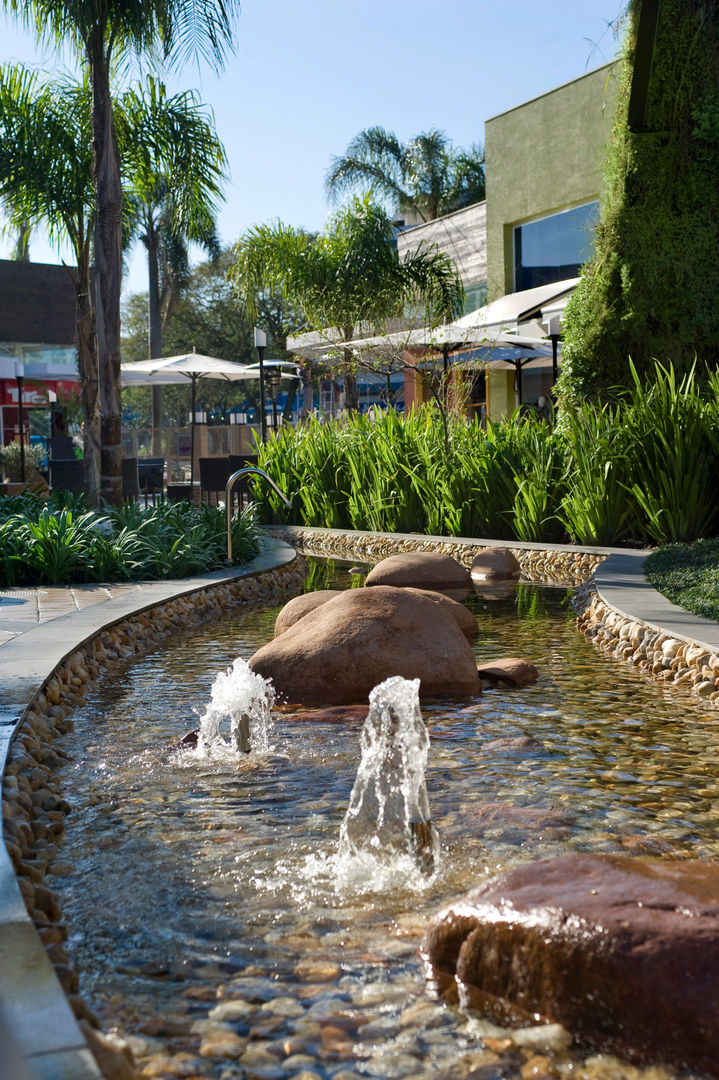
[338,676,438,874]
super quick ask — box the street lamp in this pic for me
[253,327,268,442]
[265,368,282,433]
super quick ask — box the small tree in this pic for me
[231,196,464,411]
[557,0,719,407]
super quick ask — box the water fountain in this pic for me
[196,657,275,756]
[338,675,439,876]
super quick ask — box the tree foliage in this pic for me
[325,127,485,222]
[558,0,719,406]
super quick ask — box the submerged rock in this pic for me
[248,586,481,706]
[423,853,719,1075]
[365,551,472,597]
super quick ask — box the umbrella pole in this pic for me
[190,375,197,490]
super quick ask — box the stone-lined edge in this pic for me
[574,551,719,707]
[265,525,618,585]
[270,526,719,708]
[0,539,308,1080]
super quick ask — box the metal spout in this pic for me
[225,467,292,562]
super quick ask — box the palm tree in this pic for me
[120,77,226,451]
[2,0,240,504]
[231,195,464,411]
[325,127,485,224]
[0,65,101,493]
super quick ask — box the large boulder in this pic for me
[404,588,478,642]
[471,548,521,581]
[423,854,719,1075]
[365,551,472,597]
[274,590,342,637]
[248,585,481,706]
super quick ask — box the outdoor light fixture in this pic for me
[546,314,562,386]
[265,368,282,432]
[254,327,268,442]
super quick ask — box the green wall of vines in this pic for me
[557,0,719,405]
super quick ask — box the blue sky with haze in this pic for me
[0,1,625,295]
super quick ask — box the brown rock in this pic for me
[404,588,478,641]
[365,551,472,596]
[274,590,343,636]
[423,854,719,1075]
[79,1020,138,1079]
[477,658,538,688]
[471,548,521,581]
[249,586,481,706]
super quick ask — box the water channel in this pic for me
[53,560,718,1079]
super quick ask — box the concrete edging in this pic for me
[0,538,306,1080]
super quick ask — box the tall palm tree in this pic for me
[0,65,101,493]
[120,78,226,451]
[325,127,485,224]
[2,0,240,503]
[231,195,464,411]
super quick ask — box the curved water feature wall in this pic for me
[3,529,719,1080]
[26,560,719,1080]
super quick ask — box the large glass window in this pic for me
[514,201,598,292]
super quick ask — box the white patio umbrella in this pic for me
[121,352,259,487]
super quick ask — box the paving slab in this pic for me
[594,551,719,652]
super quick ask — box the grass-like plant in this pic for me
[0,495,259,587]
[251,363,719,550]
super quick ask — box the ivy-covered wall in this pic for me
[557,0,719,405]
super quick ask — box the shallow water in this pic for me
[54,561,718,1079]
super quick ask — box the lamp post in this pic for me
[15,360,25,484]
[547,314,562,387]
[265,368,281,433]
[254,327,268,442]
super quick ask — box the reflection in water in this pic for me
[53,563,719,1080]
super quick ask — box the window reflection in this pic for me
[514,201,598,292]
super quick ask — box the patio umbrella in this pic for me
[120,352,259,487]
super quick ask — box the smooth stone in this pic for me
[249,586,481,706]
[476,658,538,688]
[294,959,342,982]
[274,589,343,636]
[423,853,719,1075]
[199,1030,248,1059]
[471,548,521,581]
[365,551,472,596]
[209,1000,259,1022]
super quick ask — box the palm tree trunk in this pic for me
[89,30,123,505]
[71,250,101,502]
[145,221,164,455]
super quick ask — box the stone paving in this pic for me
[0,583,152,647]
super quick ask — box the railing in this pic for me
[225,468,292,563]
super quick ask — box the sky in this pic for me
[0,0,626,296]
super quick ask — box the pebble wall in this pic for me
[1,554,308,1077]
[271,526,604,586]
[574,580,719,707]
